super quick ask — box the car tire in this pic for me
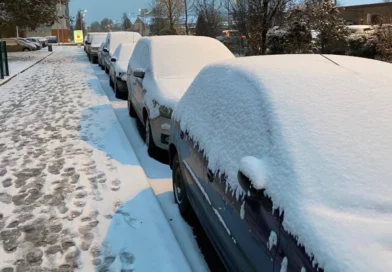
[105,66,109,74]
[23,48,30,52]
[109,77,114,88]
[145,116,159,158]
[101,63,104,70]
[127,99,136,118]
[114,80,121,99]
[172,153,191,217]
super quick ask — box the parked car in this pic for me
[85,32,107,56]
[108,43,136,99]
[98,43,105,69]
[45,36,57,44]
[169,54,392,272]
[347,25,374,36]
[102,32,141,74]
[27,37,47,47]
[19,38,41,50]
[86,34,107,63]
[4,38,36,51]
[126,36,234,156]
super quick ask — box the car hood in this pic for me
[143,76,195,118]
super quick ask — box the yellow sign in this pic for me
[74,30,84,43]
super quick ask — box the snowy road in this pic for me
[0,47,194,271]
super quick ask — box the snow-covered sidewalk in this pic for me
[0,47,191,271]
[0,51,52,85]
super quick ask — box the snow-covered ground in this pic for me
[0,51,52,85]
[0,47,194,271]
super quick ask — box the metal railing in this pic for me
[0,41,10,80]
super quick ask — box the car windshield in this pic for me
[92,36,106,45]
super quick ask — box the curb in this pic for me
[0,52,54,87]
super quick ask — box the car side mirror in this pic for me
[103,48,108,53]
[238,156,268,197]
[111,57,117,62]
[133,69,145,79]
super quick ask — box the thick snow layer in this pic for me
[112,43,137,76]
[0,47,191,271]
[239,156,268,190]
[106,32,141,56]
[91,35,107,47]
[174,54,392,271]
[130,36,234,115]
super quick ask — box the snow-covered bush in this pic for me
[267,27,289,54]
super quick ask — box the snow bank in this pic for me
[112,43,137,76]
[174,54,392,271]
[129,36,234,116]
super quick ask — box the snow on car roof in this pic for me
[173,54,392,272]
[113,43,137,73]
[91,34,107,45]
[107,32,141,55]
[130,36,234,113]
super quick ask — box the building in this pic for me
[25,3,70,42]
[339,2,392,25]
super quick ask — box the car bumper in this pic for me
[150,116,171,150]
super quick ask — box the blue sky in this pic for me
[69,0,382,25]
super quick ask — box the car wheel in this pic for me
[109,76,114,89]
[114,80,122,99]
[23,48,30,52]
[127,99,136,118]
[105,66,109,74]
[145,116,158,157]
[101,63,104,70]
[172,153,191,216]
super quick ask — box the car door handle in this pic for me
[207,169,214,182]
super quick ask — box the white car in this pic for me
[170,54,392,272]
[126,36,235,156]
[88,34,107,63]
[85,32,107,59]
[102,32,141,74]
[108,43,137,99]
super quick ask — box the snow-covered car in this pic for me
[102,32,141,74]
[19,38,41,50]
[9,38,36,51]
[109,43,136,99]
[45,36,57,44]
[126,36,234,156]
[87,34,107,63]
[26,37,45,49]
[85,32,107,60]
[169,55,392,272]
[98,42,105,69]
[347,25,374,37]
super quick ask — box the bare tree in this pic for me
[160,0,184,33]
[233,0,291,55]
[194,0,222,37]
[183,0,195,34]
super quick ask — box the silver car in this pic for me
[126,36,235,157]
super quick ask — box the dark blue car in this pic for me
[168,55,392,271]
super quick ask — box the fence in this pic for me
[0,41,10,80]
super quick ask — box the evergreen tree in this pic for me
[195,13,209,36]
[122,13,133,31]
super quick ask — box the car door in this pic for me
[202,167,283,271]
[133,46,149,120]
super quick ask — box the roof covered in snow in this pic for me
[91,34,107,47]
[130,36,234,113]
[173,54,392,272]
[106,32,142,55]
[113,43,137,74]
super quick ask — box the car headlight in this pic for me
[159,105,173,118]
